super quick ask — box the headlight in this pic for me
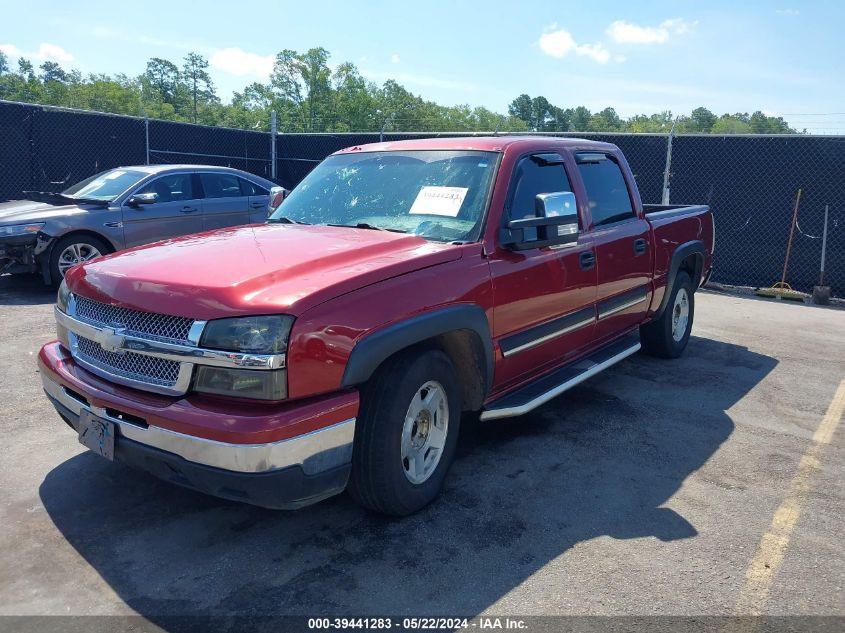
[0,222,45,237]
[57,279,70,312]
[195,315,293,400]
[200,315,293,353]
[56,280,71,349]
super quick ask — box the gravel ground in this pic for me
[0,275,842,626]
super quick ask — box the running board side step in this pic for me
[480,334,641,420]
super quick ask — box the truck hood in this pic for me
[66,223,463,319]
[0,199,98,224]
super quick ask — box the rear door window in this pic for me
[575,153,635,227]
[239,178,269,196]
[200,173,245,199]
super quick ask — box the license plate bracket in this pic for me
[78,410,115,461]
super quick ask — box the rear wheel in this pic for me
[49,234,109,284]
[640,271,694,358]
[348,348,461,516]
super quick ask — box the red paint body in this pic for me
[49,137,713,442]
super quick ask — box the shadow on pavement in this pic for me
[39,335,777,617]
[0,273,55,306]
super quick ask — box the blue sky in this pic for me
[2,0,843,131]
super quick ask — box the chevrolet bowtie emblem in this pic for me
[100,327,126,354]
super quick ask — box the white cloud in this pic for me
[210,47,274,78]
[0,42,74,62]
[37,43,73,62]
[360,69,476,91]
[391,54,400,64]
[775,8,799,15]
[538,25,613,64]
[606,18,696,44]
[0,44,22,57]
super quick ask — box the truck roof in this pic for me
[333,135,618,155]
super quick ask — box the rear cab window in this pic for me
[575,153,636,228]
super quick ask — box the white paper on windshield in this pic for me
[104,170,126,180]
[409,186,468,217]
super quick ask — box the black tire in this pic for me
[348,347,461,516]
[49,234,110,284]
[640,271,694,358]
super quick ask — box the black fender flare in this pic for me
[340,304,494,395]
[654,240,705,319]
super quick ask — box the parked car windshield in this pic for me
[270,150,499,242]
[62,169,148,201]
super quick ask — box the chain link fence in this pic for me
[1,100,842,297]
[0,100,273,200]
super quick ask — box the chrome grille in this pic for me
[74,295,194,344]
[76,336,181,387]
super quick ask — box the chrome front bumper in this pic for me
[42,371,355,476]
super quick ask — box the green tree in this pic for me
[570,106,591,131]
[689,107,717,133]
[588,107,622,132]
[711,115,752,134]
[270,47,333,131]
[145,58,180,110]
[0,51,8,75]
[39,61,67,83]
[182,53,216,123]
[18,58,34,80]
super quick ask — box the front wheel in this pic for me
[49,234,109,284]
[348,348,461,516]
[640,271,694,358]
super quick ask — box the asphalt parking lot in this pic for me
[0,274,842,623]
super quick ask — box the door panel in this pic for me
[574,153,652,341]
[248,194,270,223]
[592,220,653,340]
[121,173,203,247]
[489,154,598,393]
[241,177,271,224]
[199,173,251,230]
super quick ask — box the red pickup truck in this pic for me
[39,137,713,515]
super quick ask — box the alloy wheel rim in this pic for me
[671,288,690,342]
[401,380,449,485]
[57,243,102,277]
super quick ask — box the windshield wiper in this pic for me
[268,216,310,225]
[328,222,408,234]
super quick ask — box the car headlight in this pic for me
[56,280,73,349]
[0,222,45,237]
[200,315,293,353]
[195,315,294,400]
[57,279,70,313]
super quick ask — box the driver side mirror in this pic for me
[501,191,579,251]
[126,192,158,208]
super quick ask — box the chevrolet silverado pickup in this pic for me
[39,137,714,516]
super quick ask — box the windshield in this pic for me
[270,150,499,242]
[62,169,148,201]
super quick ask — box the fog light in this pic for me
[193,366,287,400]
